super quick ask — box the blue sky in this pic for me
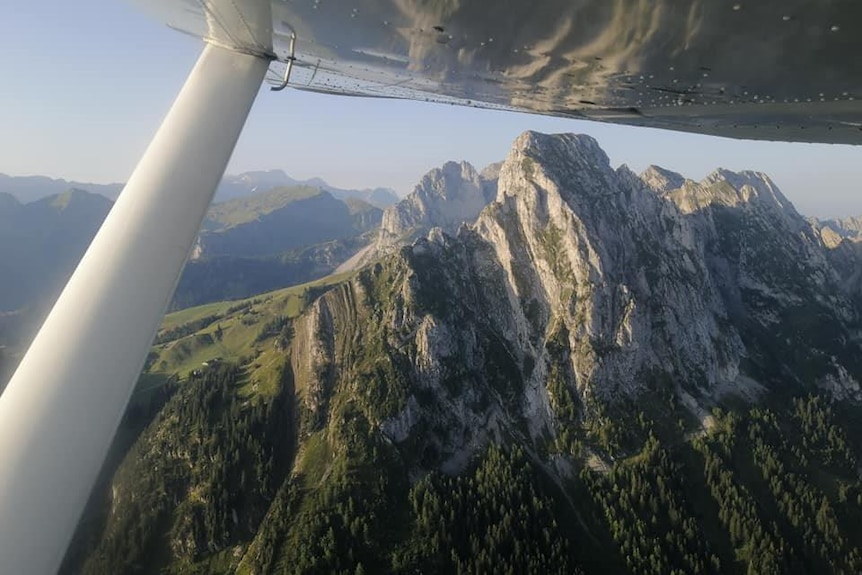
[1,0,861,217]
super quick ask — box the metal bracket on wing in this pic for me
[271,25,297,91]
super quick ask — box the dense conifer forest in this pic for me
[63,349,862,574]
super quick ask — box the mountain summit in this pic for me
[376,160,494,250]
[473,131,857,402]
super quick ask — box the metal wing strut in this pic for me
[0,43,268,574]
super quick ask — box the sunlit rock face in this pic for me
[473,132,859,404]
[286,133,862,485]
[375,160,494,254]
[348,130,862,467]
[473,131,745,405]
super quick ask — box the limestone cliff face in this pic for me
[810,216,862,327]
[288,131,862,472]
[473,132,746,405]
[639,165,686,193]
[375,161,493,252]
[488,133,859,403]
[812,215,862,242]
[336,160,499,274]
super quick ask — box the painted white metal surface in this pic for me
[0,43,268,574]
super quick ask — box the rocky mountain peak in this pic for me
[700,168,797,213]
[470,131,858,405]
[514,130,608,163]
[375,160,490,251]
[647,168,803,230]
[480,161,503,182]
[425,161,481,200]
[480,161,503,203]
[812,215,862,244]
[500,132,614,198]
[640,165,686,193]
[475,132,744,404]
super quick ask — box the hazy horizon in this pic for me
[2,143,859,220]
[1,0,861,218]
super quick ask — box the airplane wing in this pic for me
[136,0,862,144]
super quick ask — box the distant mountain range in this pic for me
[0,184,389,314]
[0,166,482,392]
[0,174,124,204]
[0,164,508,399]
[215,170,399,207]
[172,187,384,309]
[0,170,399,207]
[196,186,382,258]
[0,189,112,312]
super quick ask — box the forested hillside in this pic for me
[63,267,862,575]
[63,343,862,574]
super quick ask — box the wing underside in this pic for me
[138,0,862,144]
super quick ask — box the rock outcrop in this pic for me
[375,160,494,253]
